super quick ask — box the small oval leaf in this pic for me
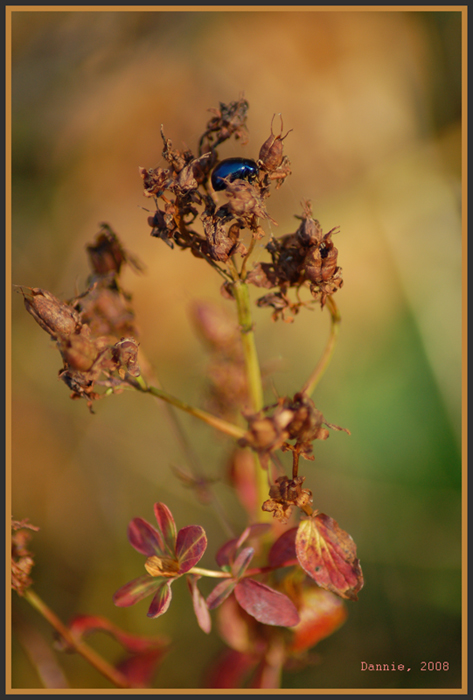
[206,579,236,610]
[113,575,161,608]
[231,547,254,579]
[290,586,347,652]
[176,525,207,573]
[187,575,211,634]
[268,527,298,568]
[295,514,364,601]
[153,503,177,556]
[215,537,239,568]
[234,578,300,627]
[147,580,173,618]
[128,518,164,557]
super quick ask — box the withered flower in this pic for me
[257,114,292,189]
[262,476,313,524]
[20,227,142,411]
[246,200,343,315]
[199,96,250,154]
[11,518,39,595]
[240,393,349,465]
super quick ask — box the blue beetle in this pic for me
[211,157,259,191]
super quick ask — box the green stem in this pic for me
[131,375,246,440]
[23,589,131,689]
[232,281,264,413]
[188,567,230,578]
[232,280,270,517]
[300,295,341,397]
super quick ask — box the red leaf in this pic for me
[113,575,161,608]
[234,578,300,627]
[295,513,364,601]
[116,649,166,689]
[146,580,173,618]
[64,614,169,654]
[290,586,347,652]
[268,527,298,568]
[187,575,211,634]
[216,595,264,654]
[153,503,177,556]
[205,648,259,689]
[206,578,236,610]
[128,518,164,557]
[215,538,238,568]
[215,524,270,568]
[231,547,254,579]
[176,525,207,573]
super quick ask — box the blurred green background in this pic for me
[10,9,463,690]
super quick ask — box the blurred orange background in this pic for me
[10,8,463,690]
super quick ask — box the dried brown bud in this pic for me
[258,114,292,172]
[20,287,80,341]
[223,180,274,223]
[262,475,313,523]
[140,165,171,197]
[111,337,140,378]
[295,201,324,247]
[86,226,129,277]
[201,97,249,151]
[11,518,39,595]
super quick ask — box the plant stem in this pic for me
[188,567,230,579]
[232,279,270,516]
[137,357,236,539]
[131,375,246,440]
[23,589,131,689]
[300,295,341,397]
[232,281,264,413]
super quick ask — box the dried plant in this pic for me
[14,96,363,689]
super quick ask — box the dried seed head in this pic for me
[20,287,80,341]
[86,226,132,277]
[258,114,292,172]
[262,476,313,523]
[111,337,140,378]
[11,519,39,595]
[295,201,324,247]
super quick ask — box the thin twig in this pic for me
[300,295,341,396]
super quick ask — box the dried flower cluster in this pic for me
[247,200,343,320]
[15,97,362,691]
[240,393,349,463]
[18,225,142,411]
[11,518,39,595]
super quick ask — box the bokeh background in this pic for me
[10,9,463,690]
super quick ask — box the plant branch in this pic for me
[231,279,271,517]
[130,375,246,440]
[23,589,131,689]
[300,295,341,397]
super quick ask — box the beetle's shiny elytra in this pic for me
[211,157,259,191]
